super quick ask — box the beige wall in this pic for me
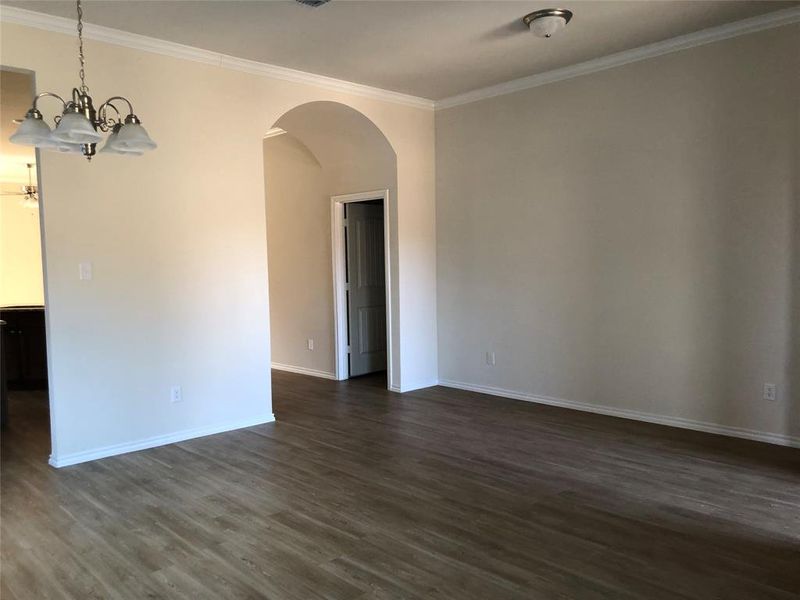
[0,185,44,306]
[0,20,436,464]
[436,25,800,442]
[265,103,397,381]
[265,134,333,375]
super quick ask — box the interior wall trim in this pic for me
[48,413,275,468]
[330,189,396,390]
[397,379,440,393]
[0,5,435,110]
[436,6,800,110]
[438,379,800,449]
[271,362,338,380]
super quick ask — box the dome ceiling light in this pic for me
[9,0,156,160]
[523,8,573,39]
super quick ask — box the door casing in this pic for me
[331,189,393,388]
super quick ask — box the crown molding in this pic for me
[216,53,432,109]
[0,5,435,110]
[436,6,800,110]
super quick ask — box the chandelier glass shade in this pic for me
[51,111,104,144]
[8,0,156,161]
[9,116,52,145]
[99,126,140,155]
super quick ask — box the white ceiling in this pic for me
[3,1,797,100]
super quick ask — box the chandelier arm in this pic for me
[31,92,67,113]
[97,101,122,130]
[71,87,89,108]
[98,96,135,117]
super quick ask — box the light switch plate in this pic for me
[79,262,93,281]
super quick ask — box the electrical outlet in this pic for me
[307,338,314,351]
[763,383,777,402]
[486,351,496,366]
[170,385,183,403]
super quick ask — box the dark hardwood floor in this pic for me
[2,371,799,599]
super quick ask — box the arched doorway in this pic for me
[263,101,399,390]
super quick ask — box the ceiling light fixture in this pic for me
[294,0,331,7]
[9,0,156,160]
[523,8,573,39]
[0,163,39,209]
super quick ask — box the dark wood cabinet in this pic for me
[0,307,48,390]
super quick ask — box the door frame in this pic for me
[331,189,392,388]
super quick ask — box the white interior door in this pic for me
[346,202,387,377]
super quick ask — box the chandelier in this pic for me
[9,0,156,160]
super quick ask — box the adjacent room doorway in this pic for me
[0,66,51,442]
[331,190,391,383]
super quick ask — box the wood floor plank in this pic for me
[2,374,799,598]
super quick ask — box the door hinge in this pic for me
[346,345,351,353]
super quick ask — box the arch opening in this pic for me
[263,101,399,389]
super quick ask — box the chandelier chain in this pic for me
[77,0,88,93]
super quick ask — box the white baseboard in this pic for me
[271,362,337,380]
[49,413,276,468]
[396,379,440,393]
[438,379,800,448]
[271,363,429,393]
